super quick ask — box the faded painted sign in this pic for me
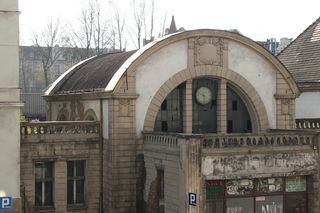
[202,153,316,179]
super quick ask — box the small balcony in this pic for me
[144,130,319,183]
[143,130,319,168]
[144,130,318,151]
[20,121,100,143]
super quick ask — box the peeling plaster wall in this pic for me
[144,152,181,213]
[136,40,188,135]
[228,41,277,128]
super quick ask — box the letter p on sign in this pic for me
[189,193,197,206]
[0,197,12,209]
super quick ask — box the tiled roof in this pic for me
[55,51,136,94]
[278,17,320,85]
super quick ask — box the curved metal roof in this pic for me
[46,50,136,95]
[45,33,177,96]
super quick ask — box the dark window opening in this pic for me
[161,121,168,132]
[247,120,252,132]
[157,169,164,200]
[157,168,165,213]
[154,83,185,132]
[232,100,238,111]
[227,120,233,133]
[35,162,54,208]
[67,160,85,207]
[227,85,252,133]
[161,99,167,110]
[212,99,217,107]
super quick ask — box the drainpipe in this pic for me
[99,99,104,213]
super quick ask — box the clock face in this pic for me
[195,86,212,105]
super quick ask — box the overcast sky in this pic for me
[19,0,320,47]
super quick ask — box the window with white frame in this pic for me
[35,161,54,208]
[67,160,85,206]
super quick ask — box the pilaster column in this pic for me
[183,80,193,133]
[217,79,227,133]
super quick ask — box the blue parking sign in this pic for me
[189,193,197,206]
[0,197,12,209]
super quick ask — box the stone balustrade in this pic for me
[296,119,320,129]
[20,121,100,142]
[144,131,318,150]
[144,132,179,148]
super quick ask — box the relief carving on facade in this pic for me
[281,99,291,115]
[57,103,69,121]
[70,100,85,120]
[195,37,226,66]
[119,100,130,117]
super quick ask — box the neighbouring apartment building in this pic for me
[19,45,115,120]
[0,0,22,212]
[257,37,292,55]
[20,18,320,213]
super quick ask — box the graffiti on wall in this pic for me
[227,207,243,213]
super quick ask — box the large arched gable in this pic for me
[110,30,299,95]
[109,30,299,134]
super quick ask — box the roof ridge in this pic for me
[277,16,320,56]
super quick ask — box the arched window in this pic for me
[227,85,252,133]
[154,83,185,132]
[153,78,253,134]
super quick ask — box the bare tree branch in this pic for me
[32,18,63,87]
[64,0,113,60]
[109,0,126,51]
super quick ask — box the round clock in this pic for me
[195,86,212,105]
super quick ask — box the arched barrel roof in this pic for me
[45,29,299,96]
[45,50,136,95]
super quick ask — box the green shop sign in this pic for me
[285,176,306,192]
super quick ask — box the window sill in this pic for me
[35,207,55,213]
[67,204,87,211]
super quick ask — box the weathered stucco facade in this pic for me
[20,29,320,213]
[0,0,22,212]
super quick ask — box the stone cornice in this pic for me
[274,94,297,99]
[44,92,139,102]
[0,101,24,107]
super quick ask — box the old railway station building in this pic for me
[20,27,320,213]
